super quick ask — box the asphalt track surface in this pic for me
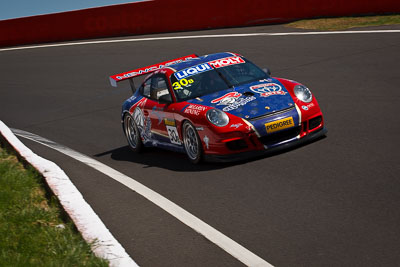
[1,24,400,266]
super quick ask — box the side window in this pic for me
[150,76,171,101]
[140,79,151,98]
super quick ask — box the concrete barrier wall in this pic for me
[0,0,399,47]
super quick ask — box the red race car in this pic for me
[109,52,326,163]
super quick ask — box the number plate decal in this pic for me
[166,126,181,145]
[265,117,294,134]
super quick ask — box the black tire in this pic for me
[182,121,203,164]
[123,114,143,153]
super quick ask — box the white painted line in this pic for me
[1,29,399,52]
[11,127,274,267]
[0,121,138,267]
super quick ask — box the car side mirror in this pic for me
[158,94,172,104]
[262,68,271,76]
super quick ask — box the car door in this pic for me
[143,74,182,147]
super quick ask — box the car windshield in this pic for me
[170,58,269,101]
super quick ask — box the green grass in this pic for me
[286,14,400,31]
[0,145,108,267]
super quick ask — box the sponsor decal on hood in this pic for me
[187,79,294,119]
[250,83,287,97]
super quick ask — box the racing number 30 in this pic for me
[172,78,194,90]
[166,126,181,145]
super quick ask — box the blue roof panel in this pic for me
[171,52,239,71]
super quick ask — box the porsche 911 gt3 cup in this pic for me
[109,52,326,163]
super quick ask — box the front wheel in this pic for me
[182,121,203,164]
[124,114,143,153]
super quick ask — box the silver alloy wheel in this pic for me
[183,122,200,161]
[124,115,139,149]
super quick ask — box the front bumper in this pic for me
[204,126,327,162]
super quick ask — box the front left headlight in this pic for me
[294,85,313,103]
[206,109,229,127]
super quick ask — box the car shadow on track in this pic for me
[93,145,234,171]
[93,135,326,172]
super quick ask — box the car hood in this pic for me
[187,78,295,119]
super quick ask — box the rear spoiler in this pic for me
[109,54,198,91]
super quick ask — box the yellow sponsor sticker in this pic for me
[265,117,294,133]
[164,118,176,126]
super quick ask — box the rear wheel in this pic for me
[183,121,203,164]
[124,114,143,153]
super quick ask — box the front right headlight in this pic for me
[294,85,313,103]
[206,109,229,127]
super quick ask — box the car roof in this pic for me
[170,52,241,72]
